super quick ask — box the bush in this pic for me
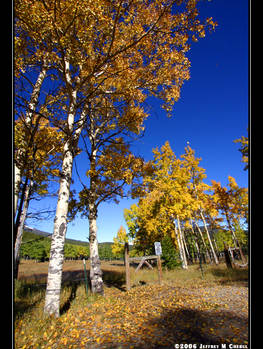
[161,235,181,270]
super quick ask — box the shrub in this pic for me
[161,235,181,270]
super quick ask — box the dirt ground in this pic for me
[16,260,249,348]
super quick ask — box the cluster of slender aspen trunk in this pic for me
[14,65,48,279]
[175,214,219,270]
[14,0,219,318]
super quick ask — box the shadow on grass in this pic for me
[208,267,248,286]
[99,307,248,348]
[102,270,126,291]
[14,280,46,319]
[141,307,247,348]
[60,281,80,315]
[15,268,127,318]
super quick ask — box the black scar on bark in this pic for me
[91,256,103,276]
[59,222,66,237]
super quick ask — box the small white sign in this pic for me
[154,242,162,255]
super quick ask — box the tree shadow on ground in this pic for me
[15,268,127,318]
[145,307,248,348]
[102,270,126,291]
[14,280,46,319]
[208,267,248,286]
[60,281,80,315]
[103,306,248,348]
[14,279,81,319]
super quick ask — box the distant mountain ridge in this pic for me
[24,226,113,246]
[24,226,52,238]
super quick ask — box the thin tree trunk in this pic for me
[14,180,32,279]
[176,216,188,269]
[190,218,202,263]
[194,240,200,262]
[44,56,87,316]
[194,220,211,263]
[225,212,246,263]
[199,210,219,264]
[44,138,74,317]
[14,163,22,218]
[181,228,190,261]
[88,144,104,295]
[44,74,76,316]
[89,203,104,295]
[174,220,184,267]
[14,176,29,245]
[14,65,47,217]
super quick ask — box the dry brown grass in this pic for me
[14,259,248,349]
[17,258,248,288]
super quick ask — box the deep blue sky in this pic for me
[27,0,249,243]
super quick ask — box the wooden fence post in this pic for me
[157,255,163,285]
[124,243,131,291]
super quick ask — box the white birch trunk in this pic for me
[225,212,246,263]
[200,210,219,264]
[174,222,184,267]
[181,228,190,260]
[194,240,200,259]
[190,219,201,262]
[175,217,187,269]
[43,104,87,316]
[14,163,22,217]
[14,180,32,279]
[89,204,104,295]
[14,65,47,217]
[88,143,104,295]
[194,220,211,263]
[177,216,188,269]
[44,58,76,316]
[44,138,74,317]
[43,55,89,316]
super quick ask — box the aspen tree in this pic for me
[176,215,188,269]
[112,226,129,258]
[14,65,48,216]
[211,177,248,263]
[15,0,217,316]
[127,142,193,267]
[69,109,147,294]
[14,117,63,279]
[181,146,219,264]
[194,218,211,263]
[14,179,33,279]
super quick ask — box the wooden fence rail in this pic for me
[124,244,162,291]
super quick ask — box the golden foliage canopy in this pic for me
[15,0,217,116]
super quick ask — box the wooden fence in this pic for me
[124,243,162,291]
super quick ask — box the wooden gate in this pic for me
[124,243,162,291]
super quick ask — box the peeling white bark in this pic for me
[89,207,104,295]
[14,163,22,216]
[43,59,88,316]
[194,220,211,263]
[175,217,187,269]
[177,216,188,269]
[14,65,47,216]
[200,210,219,264]
[14,180,32,278]
[44,138,73,317]
[44,58,77,316]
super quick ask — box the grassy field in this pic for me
[14,259,248,348]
